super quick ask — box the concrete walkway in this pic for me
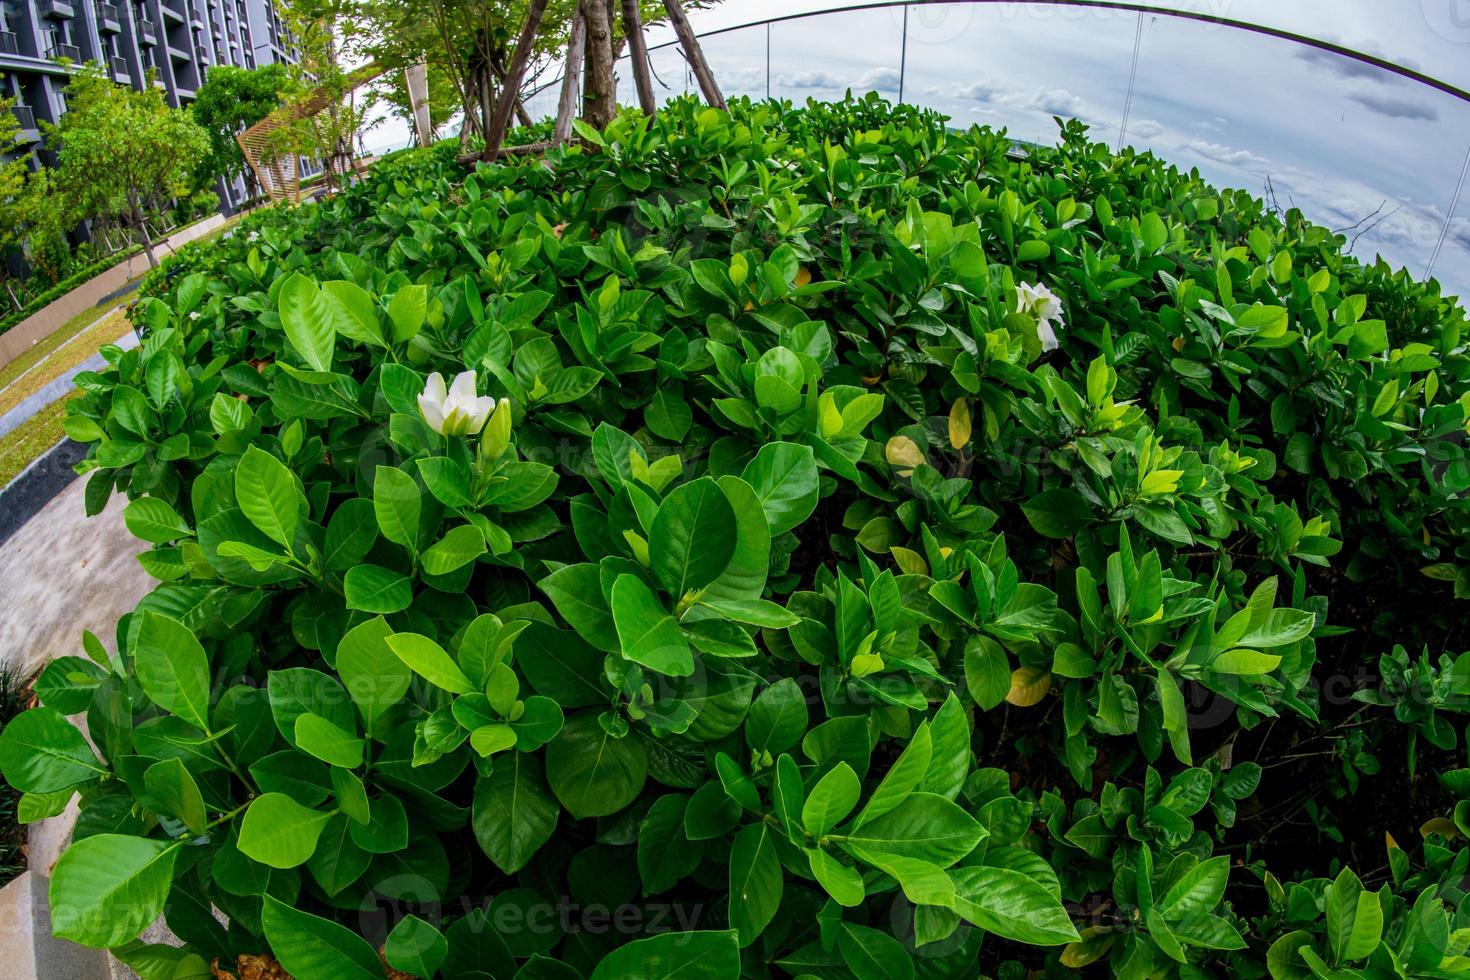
[0,213,226,369]
[0,478,151,678]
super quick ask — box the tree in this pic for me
[265,7,384,197]
[191,63,289,200]
[48,66,209,268]
[0,100,32,307]
[325,0,722,155]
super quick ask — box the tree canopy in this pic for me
[191,63,289,196]
[48,67,208,267]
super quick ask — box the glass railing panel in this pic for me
[767,8,904,104]
[1124,10,1470,296]
[895,1,1136,145]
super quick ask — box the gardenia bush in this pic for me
[2,94,1469,978]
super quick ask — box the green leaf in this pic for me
[729,822,782,947]
[1021,488,1093,538]
[385,915,447,979]
[336,616,410,733]
[949,865,1080,945]
[373,465,421,553]
[294,713,365,769]
[646,389,693,441]
[124,497,191,543]
[262,896,384,980]
[236,445,304,549]
[343,564,412,614]
[143,758,207,833]
[421,523,486,575]
[387,284,427,342]
[638,794,702,896]
[809,847,865,906]
[838,793,983,868]
[610,573,694,677]
[472,753,559,874]
[320,279,382,345]
[0,707,104,793]
[133,610,213,732]
[278,272,336,372]
[386,632,475,694]
[49,835,180,948]
[539,563,619,652]
[803,762,861,836]
[839,922,914,980]
[650,477,737,597]
[588,930,740,980]
[1238,608,1315,648]
[1159,856,1229,918]
[963,636,1010,710]
[237,793,333,869]
[741,442,820,535]
[545,714,647,819]
[745,678,809,755]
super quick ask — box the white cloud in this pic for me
[1185,139,1270,168]
[854,67,902,91]
[953,81,999,102]
[1128,118,1164,139]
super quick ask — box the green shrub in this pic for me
[3,94,1468,978]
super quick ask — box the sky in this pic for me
[368,1,1470,303]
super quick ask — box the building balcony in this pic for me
[137,19,158,45]
[39,0,75,18]
[194,43,209,64]
[97,3,122,31]
[159,3,185,24]
[0,31,18,56]
[10,103,37,134]
[48,42,82,62]
[110,54,129,81]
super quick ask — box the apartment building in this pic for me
[0,0,303,211]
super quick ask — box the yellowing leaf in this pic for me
[795,266,812,287]
[1420,817,1459,840]
[890,547,928,576]
[1006,667,1052,707]
[885,435,925,471]
[948,399,972,450]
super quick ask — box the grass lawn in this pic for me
[0,308,132,419]
[0,391,78,489]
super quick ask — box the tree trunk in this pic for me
[581,0,616,129]
[131,197,158,269]
[554,8,588,145]
[661,0,725,109]
[482,0,552,160]
[620,0,657,115]
[489,49,536,128]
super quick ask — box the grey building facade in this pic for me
[0,0,302,211]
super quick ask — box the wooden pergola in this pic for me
[237,62,387,204]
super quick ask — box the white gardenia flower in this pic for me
[418,370,497,437]
[1017,281,1064,352]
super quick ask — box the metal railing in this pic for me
[110,54,128,79]
[137,19,157,44]
[537,1,1470,298]
[48,41,81,62]
[97,2,120,28]
[9,104,35,131]
[0,31,18,55]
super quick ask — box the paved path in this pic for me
[0,330,139,440]
[0,213,226,369]
[0,478,151,678]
